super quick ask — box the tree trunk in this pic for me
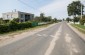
[73,15,76,24]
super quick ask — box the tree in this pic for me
[34,16,40,22]
[66,17,70,22]
[67,1,84,17]
[46,16,52,22]
[67,1,84,24]
[53,18,58,23]
[34,13,53,22]
[40,13,45,22]
[73,17,80,23]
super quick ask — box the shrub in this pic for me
[9,21,18,31]
[13,18,19,23]
[0,21,39,34]
[0,25,9,33]
[17,22,32,30]
[80,19,85,25]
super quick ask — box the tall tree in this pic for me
[67,1,84,17]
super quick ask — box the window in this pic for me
[21,14,23,18]
[7,15,9,18]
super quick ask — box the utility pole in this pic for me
[81,4,83,19]
[81,1,85,19]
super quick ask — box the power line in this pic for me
[17,0,42,13]
[17,0,45,16]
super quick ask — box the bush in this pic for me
[9,21,18,31]
[0,21,34,34]
[80,19,85,25]
[17,22,32,30]
[0,25,9,33]
[13,18,19,23]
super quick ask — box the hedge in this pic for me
[0,21,38,34]
[0,21,53,34]
[0,25,9,33]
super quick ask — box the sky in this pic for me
[0,0,85,19]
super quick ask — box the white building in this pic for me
[2,11,34,22]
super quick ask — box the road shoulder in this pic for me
[67,23,85,41]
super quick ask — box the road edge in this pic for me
[67,23,85,41]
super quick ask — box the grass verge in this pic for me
[71,24,85,34]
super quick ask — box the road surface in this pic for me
[0,22,85,55]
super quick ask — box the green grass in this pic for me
[71,24,85,34]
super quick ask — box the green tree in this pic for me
[73,17,80,23]
[67,1,84,17]
[34,13,53,22]
[67,1,84,24]
[34,16,40,22]
[46,16,52,22]
[66,17,71,22]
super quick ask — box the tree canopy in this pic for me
[67,1,84,17]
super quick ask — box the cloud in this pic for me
[0,0,84,18]
[39,0,72,18]
[39,1,65,13]
[38,0,85,19]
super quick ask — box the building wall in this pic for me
[2,12,19,20]
[18,11,34,22]
[2,11,34,22]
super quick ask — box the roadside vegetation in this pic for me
[0,13,59,34]
[71,24,85,33]
[66,0,85,25]
[66,0,85,34]
[0,23,52,36]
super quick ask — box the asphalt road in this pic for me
[0,22,85,55]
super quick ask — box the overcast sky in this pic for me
[0,0,85,19]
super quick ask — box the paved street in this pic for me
[0,22,85,55]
